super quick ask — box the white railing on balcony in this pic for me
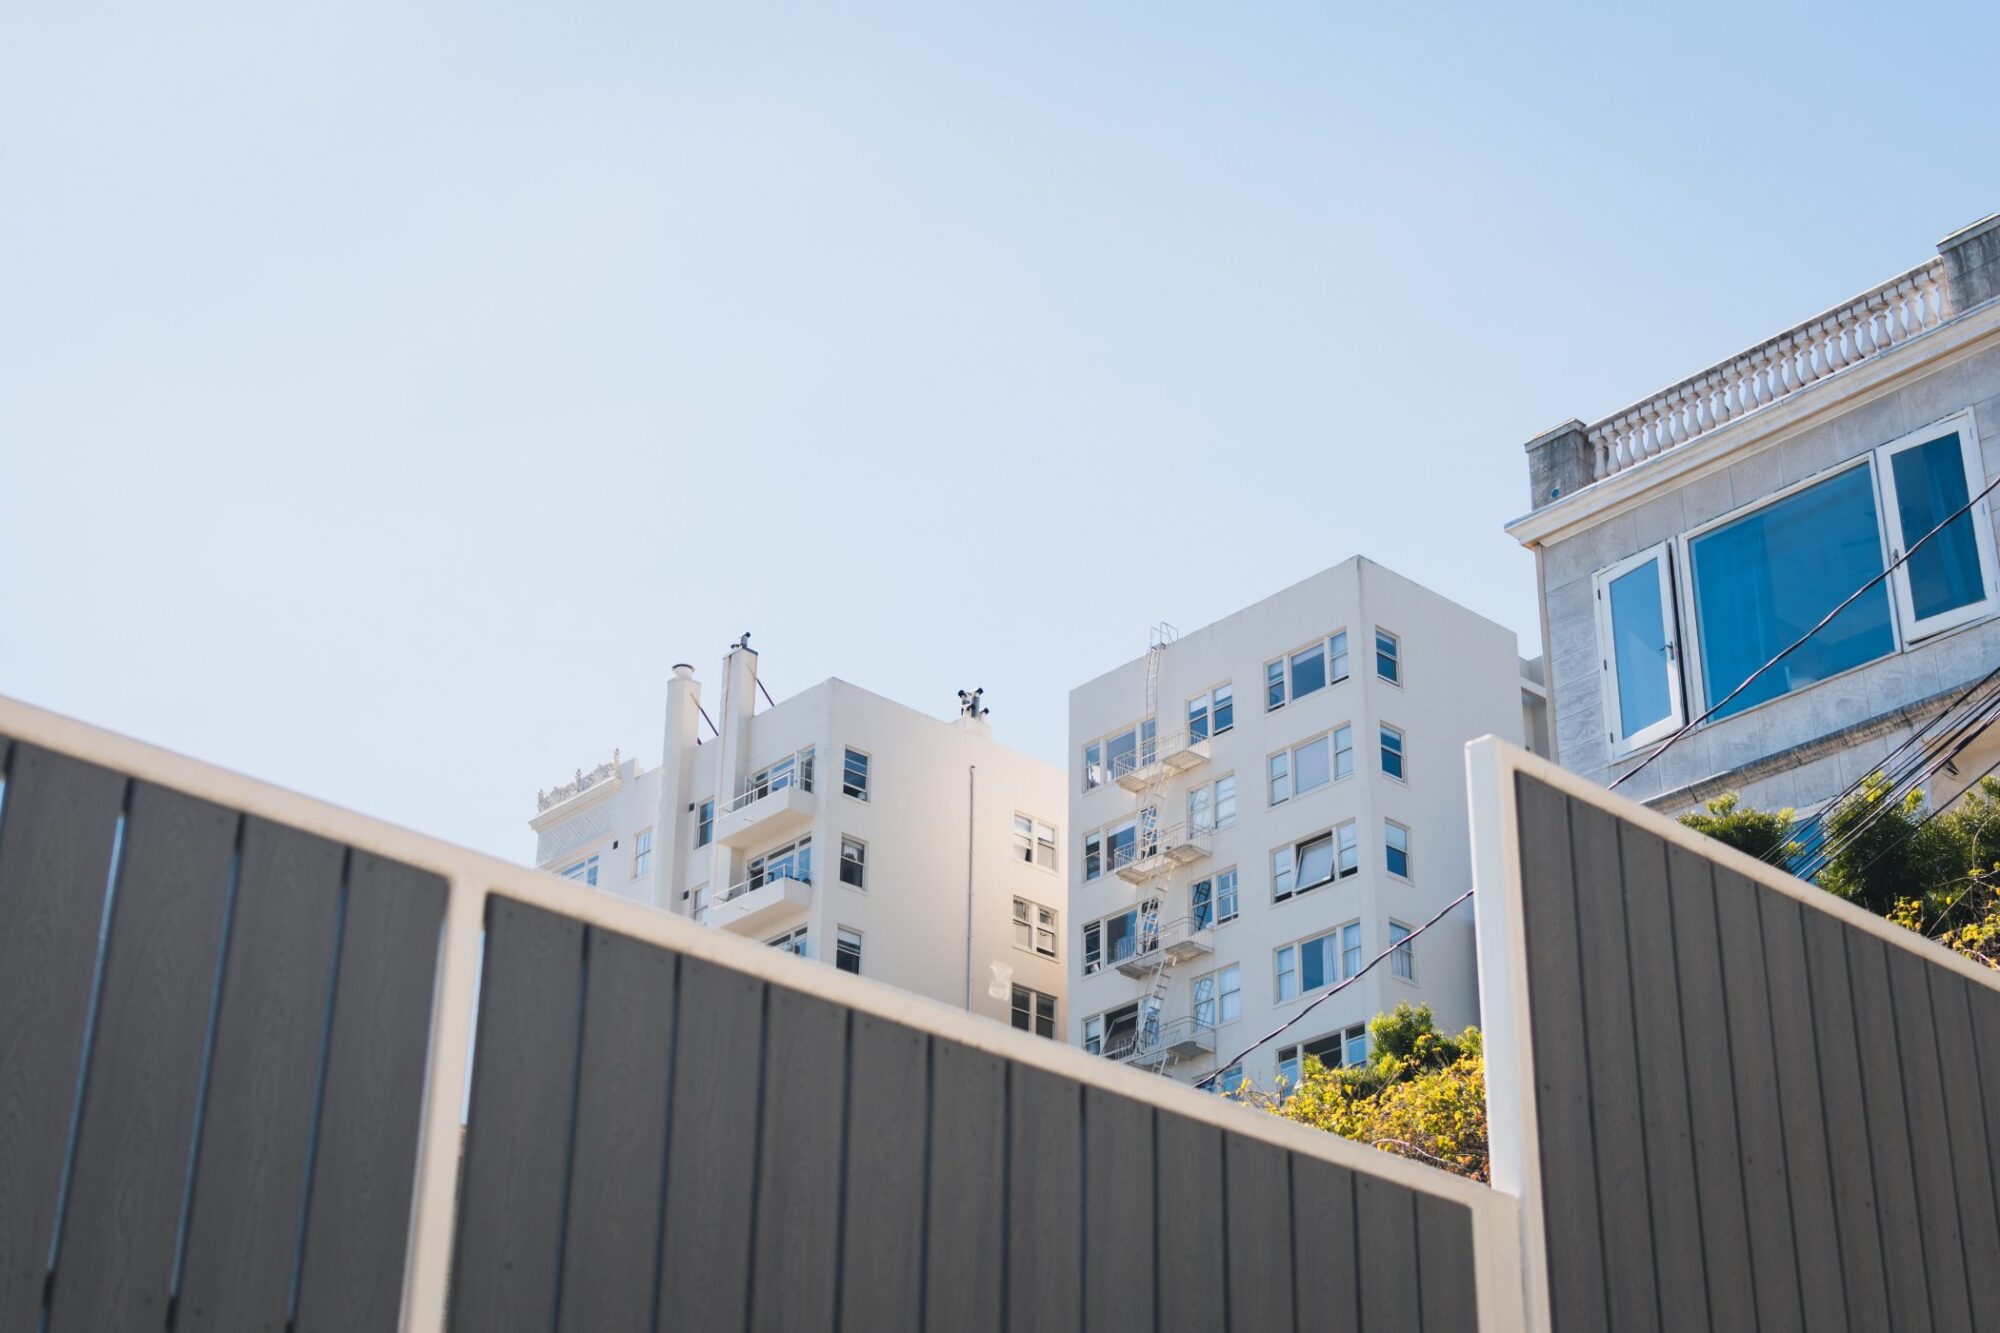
[1107,727,1207,789]
[718,747,816,815]
[1108,1015,1216,1064]
[1588,259,1952,480]
[536,751,621,813]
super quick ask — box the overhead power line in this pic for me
[1194,887,1474,1091]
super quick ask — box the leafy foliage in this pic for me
[1678,792,1797,863]
[1231,1003,1488,1182]
[1684,776,2000,970]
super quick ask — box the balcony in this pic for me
[1111,729,1210,792]
[709,873,812,935]
[1111,1016,1217,1066]
[1112,916,1213,978]
[714,752,817,848]
[1114,822,1212,884]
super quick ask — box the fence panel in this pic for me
[1478,747,2000,1333]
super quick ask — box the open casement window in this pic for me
[1876,418,2000,641]
[1593,542,1686,754]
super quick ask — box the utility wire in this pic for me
[1611,466,2000,793]
[1194,887,1474,1090]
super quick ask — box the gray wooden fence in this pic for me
[1473,744,2000,1333]
[0,706,1505,1333]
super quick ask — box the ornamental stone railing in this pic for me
[535,750,619,813]
[1588,259,1952,480]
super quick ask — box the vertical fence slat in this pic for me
[1224,1133,1294,1333]
[1512,775,1608,1332]
[1800,906,1893,1330]
[837,1014,927,1332]
[1933,971,2000,1327]
[1155,1108,1224,1333]
[1756,893,1851,1333]
[1569,801,1660,1333]
[555,928,676,1333]
[925,1038,1004,1333]
[1887,945,1973,1332]
[1846,934,1934,1330]
[1663,842,1757,1332]
[1414,1192,1477,1333]
[1006,1062,1082,1333]
[292,852,444,1333]
[1618,825,1709,1332]
[1289,1154,1358,1333]
[46,783,236,1331]
[748,986,847,1333]
[0,744,125,1330]
[449,896,583,1333]
[1712,868,1805,1333]
[1082,1085,1153,1333]
[1355,1173,1421,1330]
[657,956,764,1333]
[177,819,345,1333]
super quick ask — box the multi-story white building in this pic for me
[1065,557,1542,1093]
[1511,211,2000,818]
[528,641,1069,1034]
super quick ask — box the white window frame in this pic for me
[1187,682,1235,740]
[1192,867,1239,928]
[695,799,715,847]
[689,883,709,926]
[1188,773,1236,832]
[1013,813,1058,870]
[767,925,810,956]
[841,747,871,801]
[1384,819,1410,881]
[1263,631,1350,711]
[1011,983,1058,1038]
[835,926,863,974]
[1013,897,1059,959]
[838,835,867,890]
[1675,457,1895,725]
[1192,963,1241,1027]
[1874,411,2000,642]
[1375,628,1401,684]
[1379,724,1405,781]
[1389,920,1415,981]
[632,827,653,878]
[1593,540,1688,757]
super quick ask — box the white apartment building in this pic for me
[529,641,1069,1034]
[1066,557,1542,1093]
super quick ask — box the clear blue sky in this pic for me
[4,1,1995,860]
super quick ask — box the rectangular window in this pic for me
[695,799,714,847]
[1385,821,1410,879]
[1193,963,1241,1027]
[1264,634,1347,712]
[1276,930,1338,1001]
[841,748,871,800]
[1187,683,1234,741]
[561,855,600,886]
[1333,723,1353,780]
[1390,921,1414,980]
[1292,734,1331,795]
[748,747,813,798]
[1084,818,1138,880]
[1188,775,1236,831]
[1345,1024,1369,1068]
[690,884,709,926]
[767,926,809,957]
[1265,659,1286,711]
[1329,630,1350,683]
[1878,423,1999,639]
[1278,1026,1365,1088]
[1337,822,1358,878]
[1340,921,1362,978]
[1083,741,1104,791]
[1083,1015,1104,1055]
[1100,1003,1140,1058]
[1014,898,1058,958]
[1689,463,1895,720]
[1084,921,1102,974]
[1014,814,1057,869]
[1273,832,1339,903]
[748,837,812,887]
[1380,725,1405,780]
[1267,751,1289,805]
[1192,867,1239,928]
[1011,984,1057,1039]
[836,927,863,974]
[1291,643,1327,699]
[633,829,653,878]
[1376,629,1401,683]
[839,836,866,888]
[1208,1063,1244,1095]
[1594,543,1686,752]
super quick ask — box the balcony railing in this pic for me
[1109,728,1210,792]
[1587,259,1952,480]
[1107,1015,1218,1065]
[535,751,621,813]
[1113,821,1213,884]
[710,871,813,934]
[1113,915,1214,978]
[718,747,816,815]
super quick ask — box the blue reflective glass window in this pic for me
[1300,935,1328,992]
[1290,645,1326,699]
[1607,557,1673,738]
[1891,432,1984,622]
[1690,465,1894,718]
